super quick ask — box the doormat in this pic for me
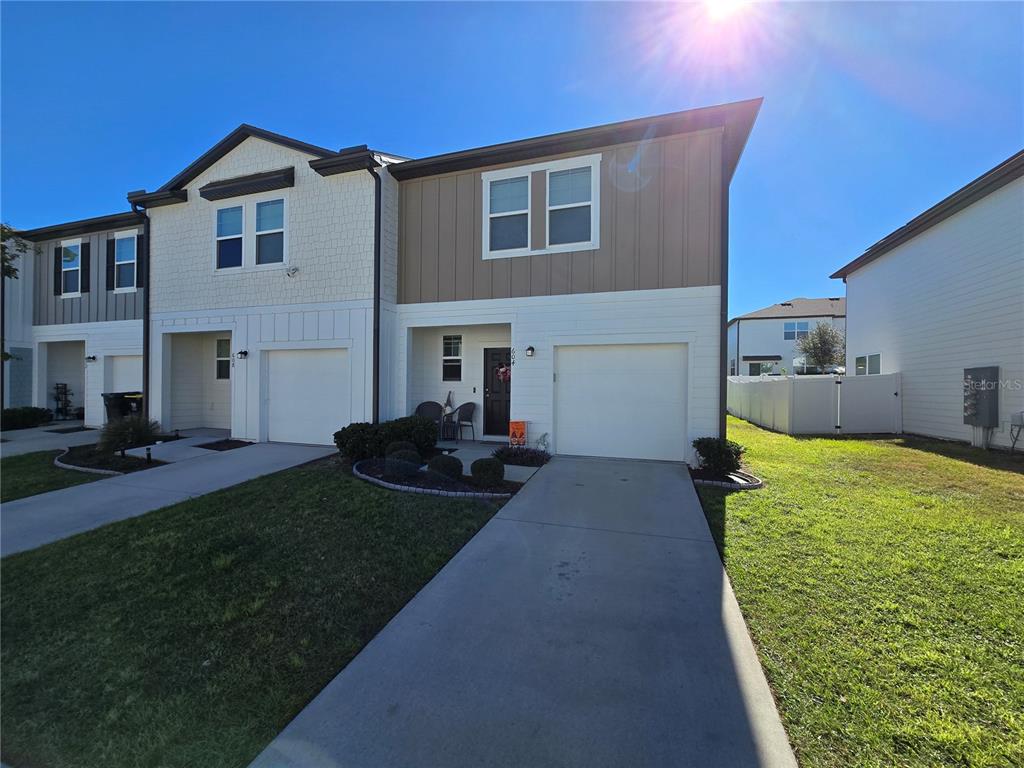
[45,426,95,434]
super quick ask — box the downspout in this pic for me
[367,164,382,424]
[132,202,151,419]
[719,177,729,440]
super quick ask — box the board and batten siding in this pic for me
[398,128,723,303]
[32,230,144,325]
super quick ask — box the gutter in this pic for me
[132,201,151,419]
[367,164,382,424]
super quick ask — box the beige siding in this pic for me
[398,127,723,304]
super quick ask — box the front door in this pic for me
[483,347,511,436]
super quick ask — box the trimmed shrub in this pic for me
[98,414,162,454]
[333,417,438,461]
[427,454,463,481]
[470,457,504,486]
[334,422,376,462]
[384,449,423,480]
[692,437,744,474]
[1,407,53,430]
[385,440,418,457]
[491,446,551,467]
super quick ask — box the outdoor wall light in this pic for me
[525,346,535,357]
[236,350,249,359]
[85,355,97,362]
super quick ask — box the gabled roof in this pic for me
[17,210,145,242]
[730,297,846,323]
[831,149,1024,280]
[388,97,763,182]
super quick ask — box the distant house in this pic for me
[727,297,846,376]
[832,150,1023,449]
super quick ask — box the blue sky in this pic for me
[2,1,1020,316]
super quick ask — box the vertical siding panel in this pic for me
[260,313,274,342]
[529,253,550,296]
[404,183,422,303]
[436,177,457,302]
[637,141,662,289]
[571,251,592,294]
[530,171,546,251]
[420,178,439,302]
[708,132,723,285]
[614,145,638,291]
[592,155,615,292]
[491,255,510,298]
[686,133,712,286]
[662,137,686,288]
[455,174,475,300]
[473,174,491,299]
[550,252,571,295]
[510,256,531,298]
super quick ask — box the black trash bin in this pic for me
[102,391,143,421]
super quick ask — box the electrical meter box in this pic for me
[963,366,999,427]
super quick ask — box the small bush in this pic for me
[692,437,744,474]
[491,446,551,467]
[470,457,504,486]
[333,417,438,461]
[99,414,162,454]
[427,454,463,481]
[1,406,54,430]
[384,449,423,480]
[334,423,375,462]
[385,440,418,457]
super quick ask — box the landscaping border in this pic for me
[54,448,123,477]
[352,460,513,500]
[690,469,763,490]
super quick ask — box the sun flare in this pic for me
[704,0,750,22]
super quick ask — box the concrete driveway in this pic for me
[1,442,333,557]
[250,457,796,768]
[0,421,100,458]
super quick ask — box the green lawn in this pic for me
[1,456,500,768]
[699,417,1024,768]
[1,449,100,502]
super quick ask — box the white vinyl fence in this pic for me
[727,373,902,435]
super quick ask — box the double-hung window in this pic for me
[784,321,809,340]
[548,165,593,246]
[61,241,81,296]
[216,206,243,269]
[256,199,285,265]
[487,176,529,255]
[855,354,881,376]
[114,232,137,290]
[442,335,462,382]
[215,339,231,379]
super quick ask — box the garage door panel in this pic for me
[267,349,350,445]
[555,344,687,461]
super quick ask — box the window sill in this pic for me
[114,287,137,294]
[60,293,81,300]
[252,262,287,272]
[483,240,599,260]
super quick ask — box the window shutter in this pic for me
[136,233,145,288]
[52,246,61,296]
[80,241,91,293]
[106,239,116,291]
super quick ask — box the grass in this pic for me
[1,449,100,502]
[1,455,500,768]
[699,417,1024,768]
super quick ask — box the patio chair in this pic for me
[446,402,476,442]
[415,401,445,438]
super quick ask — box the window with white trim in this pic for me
[548,165,593,246]
[114,232,137,290]
[61,241,81,296]
[215,339,231,380]
[442,335,462,382]
[487,177,529,254]
[855,354,880,376]
[784,321,809,340]
[216,206,243,269]
[256,199,285,265]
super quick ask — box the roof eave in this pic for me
[16,211,146,242]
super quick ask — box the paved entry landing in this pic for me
[250,457,796,768]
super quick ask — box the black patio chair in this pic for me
[446,402,476,442]
[415,401,445,439]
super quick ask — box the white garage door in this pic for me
[109,355,143,391]
[555,343,688,461]
[267,349,350,445]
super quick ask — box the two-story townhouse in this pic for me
[126,125,404,445]
[385,99,761,463]
[726,297,846,375]
[14,211,147,425]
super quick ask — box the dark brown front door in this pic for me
[483,347,511,436]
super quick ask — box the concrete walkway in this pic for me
[250,457,796,768]
[0,421,99,458]
[1,442,333,557]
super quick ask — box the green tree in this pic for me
[2,223,28,363]
[796,322,846,370]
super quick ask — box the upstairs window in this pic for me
[442,335,462,381]
[855,354,881,375]
[216,339,231,379]
[784,321,809,340]
[548,165,593,246]
[61,241,81,296]
[256,199,285,265]
[487,176,529,255]
[216,206,243,269]
[114,233,137,290]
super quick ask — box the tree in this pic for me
[2,223,28,364]
[796,322,846,370]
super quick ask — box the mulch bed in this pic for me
[59,445,166,474]
[45,426,95,434]
[197,439,253,451]
[357,458,522,495]
[689,467,735,483]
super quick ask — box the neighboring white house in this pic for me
[726,297,846,376]
[832,150,1023,450]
